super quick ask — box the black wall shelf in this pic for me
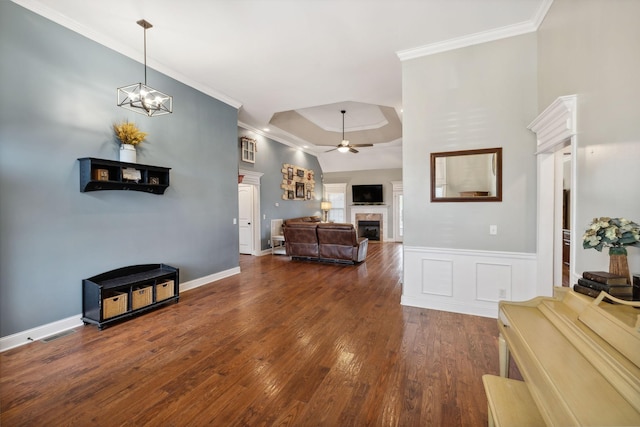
[78,157,171,194]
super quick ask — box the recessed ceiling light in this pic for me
[263,127,270,132]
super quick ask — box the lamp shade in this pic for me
[320,201,332,211]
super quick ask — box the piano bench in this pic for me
[482,375,545,427]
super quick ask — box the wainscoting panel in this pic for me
[402,246,537,318]
[476,262,512,302]
[421,258,453,296]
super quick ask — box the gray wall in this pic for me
[0,2,239,336]
[324,168,402,235]
[402,33,538,252]
[538,0,640,275]
[238,128,323,250]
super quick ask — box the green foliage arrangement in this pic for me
[583,217,640,252]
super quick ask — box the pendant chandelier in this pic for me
[117,19,173,117]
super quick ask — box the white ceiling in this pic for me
[15,0,550,172]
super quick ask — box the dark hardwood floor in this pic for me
[1,243,508,426]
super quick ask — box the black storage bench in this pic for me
[82,264,179,329]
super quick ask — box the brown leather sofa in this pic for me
[283,216,321,225]
[283,221,368,264]
[283,222,319,259]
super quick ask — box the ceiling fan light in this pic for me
[337,146,350,153]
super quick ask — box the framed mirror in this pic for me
[430,147,502,202]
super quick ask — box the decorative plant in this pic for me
[113,121,147,146]
[582,217,640,252]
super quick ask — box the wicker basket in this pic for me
[132,286,153,310]
[156,280,175,301]
[103,292,128,319]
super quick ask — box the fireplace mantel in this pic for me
[350,205,389,242]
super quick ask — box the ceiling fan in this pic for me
[326,110,373,153]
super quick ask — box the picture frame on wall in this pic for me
[295,182,305,198]
[287,190,294,200]
[287,167,294,180]
[306,190,311,200]
[296,169,304,178]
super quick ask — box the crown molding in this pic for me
[531,0,555,29]
[397,0,554,61]
[11,0,243,109]
[397,21,536,61]
[238,122,319,158]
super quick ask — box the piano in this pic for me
[488,288,640,426]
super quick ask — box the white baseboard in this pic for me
[0,315,84,353]
[0,266,241,353]
[179,266,240,292]
[400,296,497,319]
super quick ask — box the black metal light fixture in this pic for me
[117,19,172,117]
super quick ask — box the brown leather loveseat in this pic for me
[283,220,368,264]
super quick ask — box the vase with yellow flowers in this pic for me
[583,217,640,284]
[113,121,147,163]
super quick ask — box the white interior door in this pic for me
[238,184,253,254]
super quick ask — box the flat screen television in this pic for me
[352,184,383,204]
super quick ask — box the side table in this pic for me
[271,235,286,255]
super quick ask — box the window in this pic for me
[241,137,256,163]
[324,183,347,223]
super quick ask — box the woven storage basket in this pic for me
[132,286,153,310]
[156,280,175,301]
[103,292,128,319]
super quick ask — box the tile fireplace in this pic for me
[350,205,389,242]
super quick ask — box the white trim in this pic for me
[238,122,319,157]
[12,0,242,110]
[1,267,241,352]
[528,95,577,153]
[238,169,263,186]
[400,295,498,319]
[179,266,240,292]
[397,0,554,61]
[0,314,84,353]
[238,169,263,256]
[532,0,555,30]
[527,95,577,295]
[398,21,536,61]
[391,181,403,243]
[403,245,538,260]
